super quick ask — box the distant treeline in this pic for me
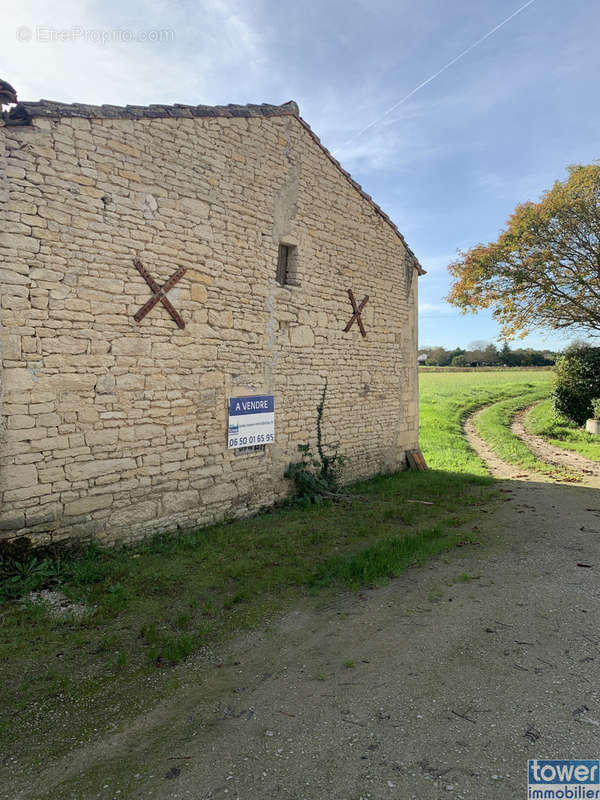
[419,342,557,367]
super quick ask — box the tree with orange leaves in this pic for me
[447,163,600,339]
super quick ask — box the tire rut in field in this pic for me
[463,408,540,482]
[512,405,600,485]
[463,404,599,485]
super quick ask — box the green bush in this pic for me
[592,398,600,420]
[552,345,600,426]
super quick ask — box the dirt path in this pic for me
[512,406,600,481]
[465,404,600,488]
[464,410,540,482]
[3,416,600,800]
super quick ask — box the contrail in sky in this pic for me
[333,0,538,154]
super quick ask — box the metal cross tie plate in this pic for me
[133,258,186,329]
[344,288,369,338]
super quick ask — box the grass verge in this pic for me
[524,399,600,462]
[1,469,491,764]
[310,523,477,589]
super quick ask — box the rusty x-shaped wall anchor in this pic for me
[133,258,186,329]
[344,288,369,338]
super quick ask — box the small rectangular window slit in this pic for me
[276,243,298,286]
[276,244,289,285]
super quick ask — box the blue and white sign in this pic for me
[228,395,274,449]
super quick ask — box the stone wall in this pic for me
[0,103,421,546]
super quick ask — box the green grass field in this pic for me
[419,368,553,472]
[0,368,564,763]
[425,370,585,479]
[525,398,600,462]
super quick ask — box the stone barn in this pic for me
[0,97,424,546]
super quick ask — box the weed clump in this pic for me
[0,538,74,601]
[285,380,347,503]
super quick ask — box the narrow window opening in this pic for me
[276,244,289,285]
[276,243,298,286]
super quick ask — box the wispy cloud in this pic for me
[333,0,539,154]
[418,253,457,274]
[4,0,268,105]
[324,69,514,176]
[419,302,459,314]
[473,160,584,208]
[205,0,265,66]
[331,116,449,172]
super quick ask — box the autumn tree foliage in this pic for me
[447,164,600,339]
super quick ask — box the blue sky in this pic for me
[4,0,600,349]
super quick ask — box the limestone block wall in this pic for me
[0,103,421,546]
